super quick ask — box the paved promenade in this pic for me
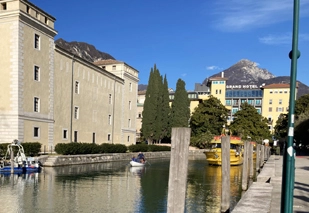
[232,154,309,213]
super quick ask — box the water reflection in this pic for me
[0,158,243,213]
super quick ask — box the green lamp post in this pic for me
[280,0,300,212]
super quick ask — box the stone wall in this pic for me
[40,150,206,167]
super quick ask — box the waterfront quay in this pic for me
[39,150,205,167]
[232,155,309,213]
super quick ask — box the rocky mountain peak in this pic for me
[55,38,115,62]
[221,59,276,84]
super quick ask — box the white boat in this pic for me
[130,160,146,167]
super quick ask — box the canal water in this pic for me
[0,157,243,213]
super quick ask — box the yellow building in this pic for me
[0,0,139,150]
[261,83,292,132]
[207,75,227,106]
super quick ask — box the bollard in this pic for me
[249,142,253,179]
[221,136,230,212]
[242,142,249,190]
[167,127,191,213]
[256,144,261,172]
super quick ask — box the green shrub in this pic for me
[0,142,41,157]
[55,143,128,155]
[22,142,41,156]
[128,144,171,152]
[128,144,149,152]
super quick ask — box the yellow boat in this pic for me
[204,136,244,166]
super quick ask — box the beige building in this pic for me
[0,0,139,149]
[261,83,292,132]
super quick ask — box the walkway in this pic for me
[232,155,309,213]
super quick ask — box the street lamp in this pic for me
[280,0,300,212]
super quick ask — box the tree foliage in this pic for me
[274,113,288,139]
[190,95,228,137]
[190,130,214,149]
[141,65,170,144]
[229,102,271,143]
[295,94,309,116]
[170,79,190,128]
[274,94,309,144]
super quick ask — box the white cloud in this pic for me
[181,73,187,77]
[212,0,309,32]
[206,66,221,70]
[259,33,309,45]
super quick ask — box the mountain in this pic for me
[55,38,115,62]
[204,59,309,98]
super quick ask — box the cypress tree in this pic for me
[142,65,168,144]
[170,79,190,128]
[159,75,170,142]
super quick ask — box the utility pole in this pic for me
[280,0,300,212]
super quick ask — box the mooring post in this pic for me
[260,145,265,168]
[256,144,261,172]
[167,127,191,213]
[242,141,249,190]
[10,145,14,174]
[249,142,253,179]
[221,136,230,213]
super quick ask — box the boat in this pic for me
[204,136,244,166]
[0,141,42,174]
[129,160,146,167]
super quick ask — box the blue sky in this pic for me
[31,0,309,91]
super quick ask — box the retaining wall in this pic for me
[40,150,206,167]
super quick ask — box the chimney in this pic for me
[221,72,224,78]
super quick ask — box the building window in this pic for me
[270,90,273,94]
[269,99,272,105]
[219,89,221,94]
[128,119,131,128]
[93,133,96,144]
[74,131,78,142]
[34,66,40,81]
[34,97,40,112]
[34,127,40,138]
[45,17,48,24]
[215,90,218,94]
[108,134,111,141]
[129,83,132,92]
[26,5,30,13]
[74,107,79,119]
[109,94,112,104]
[279,90,283,94]
[279,99,282,105]
[112,65,116,70]
[284,90,288,93]
[1,3,7,10]
[269,107,272,112]
[34,34,40,49]
[75,81,79,94]
[268,117,272,122]
[129,101,131,110]
[127,136,130,142]
[138,113,142,118]
[256,108,261,114]
[63,129,68,140]
[109,115,112,125]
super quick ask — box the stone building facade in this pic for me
[0,0,139,150]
